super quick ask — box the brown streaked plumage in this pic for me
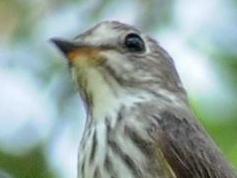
[51,21,236,178]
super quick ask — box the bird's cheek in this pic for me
[102,51,135,72]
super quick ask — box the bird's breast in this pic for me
[77,104,175,178]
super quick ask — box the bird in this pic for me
[51,21,236,178]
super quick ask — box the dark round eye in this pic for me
[124,33,145,52]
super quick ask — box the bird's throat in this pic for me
[74,67,122,122]
[73,67,151,124]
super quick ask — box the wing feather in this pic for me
[151,111,236,178]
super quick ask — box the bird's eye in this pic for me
[124,33,145,53]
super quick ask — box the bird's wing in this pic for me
[150,110,236,178]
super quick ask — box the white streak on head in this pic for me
[82,22,120,45]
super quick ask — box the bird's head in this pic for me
[51,21,187,120]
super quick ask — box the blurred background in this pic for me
[0,0,237,177]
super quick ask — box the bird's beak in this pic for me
[51,38,105,65]
[51,38,80,56]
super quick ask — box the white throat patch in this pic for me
[72,67,151,125]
